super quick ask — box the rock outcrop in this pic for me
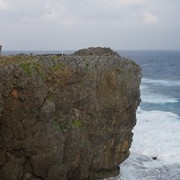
[74,47,120,57]
[0,47,141,180]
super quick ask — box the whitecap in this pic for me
[120,153,180,180]
[141,93,178,104]
[142,78,180,87]
[118,109,180,180]
[132,109,180,163]
[140,83,178,104]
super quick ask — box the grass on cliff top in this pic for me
[0,55,36,65]
[0,54,62,65]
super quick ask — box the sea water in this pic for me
[118,51,180,180]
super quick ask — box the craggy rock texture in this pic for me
[74,47,120,57]
[0,47,141,180]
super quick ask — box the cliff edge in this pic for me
[0,47,141,180]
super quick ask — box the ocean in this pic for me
[118,50,180,180]
[2,50,180,179]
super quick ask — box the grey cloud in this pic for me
[0,0,47,23]
[1,0,180,50]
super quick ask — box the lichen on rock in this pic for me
[0,47,141,180]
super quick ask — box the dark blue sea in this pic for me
[119,50,180,115]
[2,50,180,179]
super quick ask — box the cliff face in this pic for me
[0,48,141,180]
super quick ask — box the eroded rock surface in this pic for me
[0,47,141,180]
[74,47,120,57]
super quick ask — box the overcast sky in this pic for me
[0,0,180,50]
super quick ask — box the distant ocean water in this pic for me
[2,50,180,179]
[118,50,180,180]
[1,50,73,56]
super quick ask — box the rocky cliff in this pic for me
[0,47,141,180]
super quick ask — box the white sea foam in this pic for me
[119,153,180,180]
[142,78,180,87]
[141,92,178,104]
[133,108,180,161]
[140,83,178,104]
[119,108,180,180]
